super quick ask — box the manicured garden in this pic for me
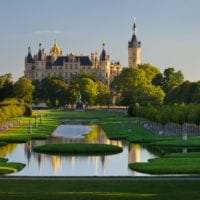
[1,109,200,175]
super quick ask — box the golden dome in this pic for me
[50,39,62,56]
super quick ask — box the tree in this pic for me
[153,67,184,94]
[110,67,148,106]
[166,81,200,104]
[32,77,69,107]
[138,64,160,84]
[79,78,98,105]
[0,74,14,101]
[14,77,34,103]
[135,85,165,106]
[32,79,42,101]
[67,80,80,105]
[110,64,162,106]
[96,81,111,106]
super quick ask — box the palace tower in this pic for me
[128,18,141,67]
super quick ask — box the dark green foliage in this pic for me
[135,104,200,124]
[32,72,111,106]
[23,103,32,116]
[0,74,14,101]
[128,103,140,117]
[153,67,184,95]
[111,64,164,106]
[33,77,68,107]
[166,81,200,104]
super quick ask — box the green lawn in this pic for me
[0,158,25,174]
[33,143,123,155]
[2,110,200,147]
[129,152,200,174]
[0,179,200,200]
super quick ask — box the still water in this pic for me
[2,123,156,176]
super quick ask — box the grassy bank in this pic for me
[0,179,200,200]
[129,152,200,174]
[0,158,25,174]
[33,143,123,155]
[2,110,200,146]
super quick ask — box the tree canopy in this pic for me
[110,64,164,106]
[152,67,184,94]
[14,77,34,103]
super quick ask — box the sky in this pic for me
[0,0,200,81]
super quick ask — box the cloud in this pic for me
[33,30,63,35]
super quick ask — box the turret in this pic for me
[26,46,34,63]
[38,43,42,61]
[100,43,109,63]
[128,18,141,67]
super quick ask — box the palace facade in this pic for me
[24,41,122,85]
[24,20,141,85]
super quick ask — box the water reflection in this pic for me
[2,123,156,176]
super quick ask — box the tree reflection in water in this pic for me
[2,123,156,176]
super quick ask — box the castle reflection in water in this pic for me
[24,139,124,175]
[1,124,154,176]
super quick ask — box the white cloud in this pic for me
[33,30,63,35]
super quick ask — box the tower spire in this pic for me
[133,17,136,35]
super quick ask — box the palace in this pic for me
[24,20,141,85]
[24,41,122,85]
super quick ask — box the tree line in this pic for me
[1,63,200,124]
[128,103,200,125]
[0,72,111,109]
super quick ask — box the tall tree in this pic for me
[110,64,163,106]
[153,67,184,94]
[0,74,14,101]
[96,81,111,106]
[166,81,200,104]
[79,78,98,105]
[14,77,34,103]
[38,77,68,106]
[138,64,160,84]
[135,85,165,106]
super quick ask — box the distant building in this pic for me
[128,18,141,67]
[24,40,122,85]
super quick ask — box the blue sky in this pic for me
[0,0,200,81]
